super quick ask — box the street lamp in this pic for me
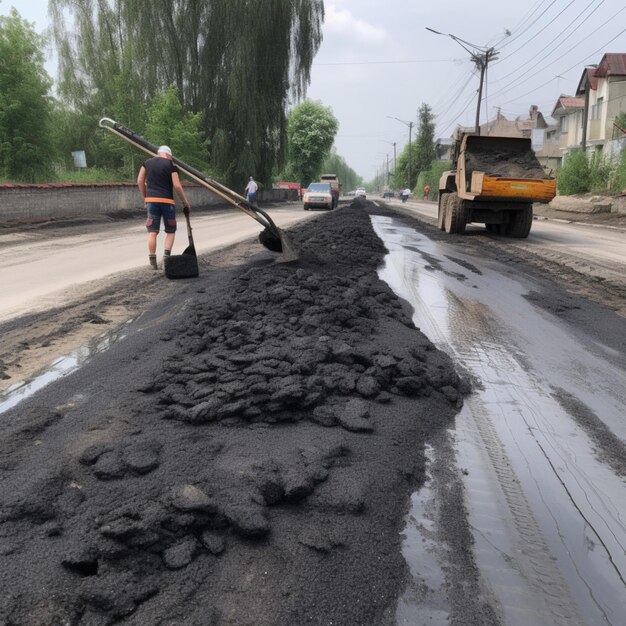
[425,27,498,135]
[387,116,414,189]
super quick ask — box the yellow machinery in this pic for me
[437,134,556,237]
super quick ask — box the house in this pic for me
[576,53,626,158]
[550,95,585,157]
[453,105,559,171]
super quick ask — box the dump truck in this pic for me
[320,174,341,209]
[437,133,556,238]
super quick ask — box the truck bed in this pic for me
[463,136,547,180]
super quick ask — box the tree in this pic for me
[414,103,436,181]
[389,104,436,191]
[144,87,209,172]
[286,100,339,186]
[0,9,54,181]
[50,0,325,186]
[320,148,363,192]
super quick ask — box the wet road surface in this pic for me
[384,198,626,284]
[373,216,626,625]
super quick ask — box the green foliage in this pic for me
[320,149,363,192]
[611,147,626,192]
[414,103,436,181]
[50,0,324,188]
[0,9,54,181]
[144,87,209,173]
[392,145,412,189]
[416,161,451,199]
[53,167,130,183]
[589,152,613,194]
[615,111,626,133]
[391,103,436,190]
[557,150,590,195]
[286,100,339,186]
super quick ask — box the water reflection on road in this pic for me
[372,216,626,626]
[0,320,134,416]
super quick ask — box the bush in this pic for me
[53,167,131,183]
[415,160,452,199]
[589,152,614,193]
[612,147,626,193]
[557,150,590,195]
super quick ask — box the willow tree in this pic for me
[50,0,324,185]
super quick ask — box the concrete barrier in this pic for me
[0,183,291,224]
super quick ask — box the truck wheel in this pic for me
[444,193,467,234]
[437,194,447,230]
[507,204,533,238]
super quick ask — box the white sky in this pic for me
[3,0,626,180]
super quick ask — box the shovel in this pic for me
[164,207,199,279]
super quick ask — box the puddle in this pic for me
[372,216,626,625]
[396,445,449,624]
[0,320,135,416]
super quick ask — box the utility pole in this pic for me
[380,140,397,185]
[387,116,414,188]
[426,28,499,135]
[472,48,497,135]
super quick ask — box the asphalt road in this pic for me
[372,212,626,625]
[1,199,625,624]
[383,196,626,278]
[0,203,314,323]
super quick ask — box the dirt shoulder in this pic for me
[533,202,626,229]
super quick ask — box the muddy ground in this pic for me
[1,200,624,625]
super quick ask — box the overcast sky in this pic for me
[2,0,625,180]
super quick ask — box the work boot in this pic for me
[149,254,158,270]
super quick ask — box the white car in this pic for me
[303,182,333,211]
[355,188,367,199]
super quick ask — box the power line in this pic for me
[437,91,478,137]
[312,58,458,67]
[491,0,605,76]
[432,62,475,111]
[498,0,560,49]
[493,0,549,47]
[434,72,476,123]
[489,8,625,102]
[499,27,626,106]
[496,0,576,63]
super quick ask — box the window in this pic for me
[591,97,604,120]
[559,116,569,132]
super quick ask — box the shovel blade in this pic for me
[164,253,199,279]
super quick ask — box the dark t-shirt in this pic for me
[143,157,177,200]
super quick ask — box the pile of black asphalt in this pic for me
[0,200,472,626]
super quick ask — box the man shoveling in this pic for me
[137,146,191,269]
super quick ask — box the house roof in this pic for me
[596,53,626,77]
[576,53,626,94]
[551,95,584,116]
[576,67,598,95]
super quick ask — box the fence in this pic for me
[0,183,292,224]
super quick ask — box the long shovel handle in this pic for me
[184,207,195,249]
